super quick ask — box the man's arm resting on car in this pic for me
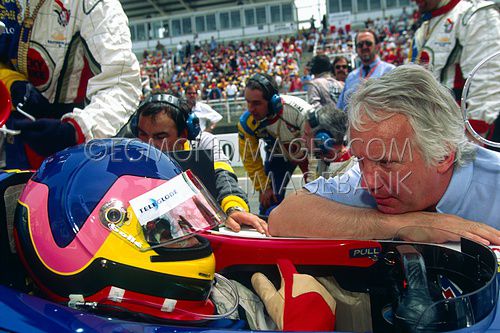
[268,189,500,245]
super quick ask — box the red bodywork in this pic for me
[203,232,382,271]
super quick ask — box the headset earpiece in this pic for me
[269,94,283,117]
[250,73,283,117]
[185,112,200,140]
[307,108,320,129]
[135,94,201,140]
[315,130,335,154]
[307,108,335,154]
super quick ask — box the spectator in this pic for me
[337,29,395,111]
[225,81,238,99]
[176,41,184,64]
[321,14,329,34]
[193,33,201,51]
[310,16,316,30]
[207,81,222,100]
[332,56,349,82]
[308,55,344,108]
[270,64,500,245]
[185,40,192,59]
[0,0,141,169]
[155,40,165,55]
[306,35,316,52]
[210,36,217,53]
[301,65,312,91]
[289,73,303,93]
[281,76,291,93]
[238,73,314,215]
[186,85,222,132]
[410,0,500,141]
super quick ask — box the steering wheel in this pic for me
[392,245,444,333]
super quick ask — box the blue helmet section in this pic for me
[32,139,182,248]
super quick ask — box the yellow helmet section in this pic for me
[94,206,215,281]
[24,200,215,281]
[95,233,216,281]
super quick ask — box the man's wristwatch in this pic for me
[226,206,245,215]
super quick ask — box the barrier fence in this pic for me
[205,91,309,126]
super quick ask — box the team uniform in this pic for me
[307,73,344,108]
[409,0,500,134]
[0,0,141,167]
[186,131,250,214]
[238,95,314,214]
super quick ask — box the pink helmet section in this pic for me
[19,175,167,274]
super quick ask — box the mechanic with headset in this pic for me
[238,73,314,215]
[134,93,269,235]
[303,103,352,179]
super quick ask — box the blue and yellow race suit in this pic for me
[238,95,314,213]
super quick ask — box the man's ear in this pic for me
[180,128,188,139]
[436,151,455,174]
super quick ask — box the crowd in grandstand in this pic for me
[141,35,304,99]
[140,7,419,101]
[314,7,416,67]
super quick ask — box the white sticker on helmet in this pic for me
[161,298,177,312]
[130,173,198,226]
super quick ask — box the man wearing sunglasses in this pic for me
[332,56,350,82]
[337,30,395,111]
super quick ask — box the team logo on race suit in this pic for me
[417,47,434,68]
[27,45,54,91]
[54,0,71,27]
[419,50,430,65]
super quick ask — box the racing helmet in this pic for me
[14,139,227,322]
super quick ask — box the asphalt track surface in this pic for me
[237,174,304,214]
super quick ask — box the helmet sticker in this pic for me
[123,171,223,250]
[129,172,198,226]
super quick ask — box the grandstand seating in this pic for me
[134,1,418,134]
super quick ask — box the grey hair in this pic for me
[316,103,348,144]
[348,64,476,166]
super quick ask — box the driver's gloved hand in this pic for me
[12,118,77,157]
[10,81,51,118]
[251,259,336,331]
